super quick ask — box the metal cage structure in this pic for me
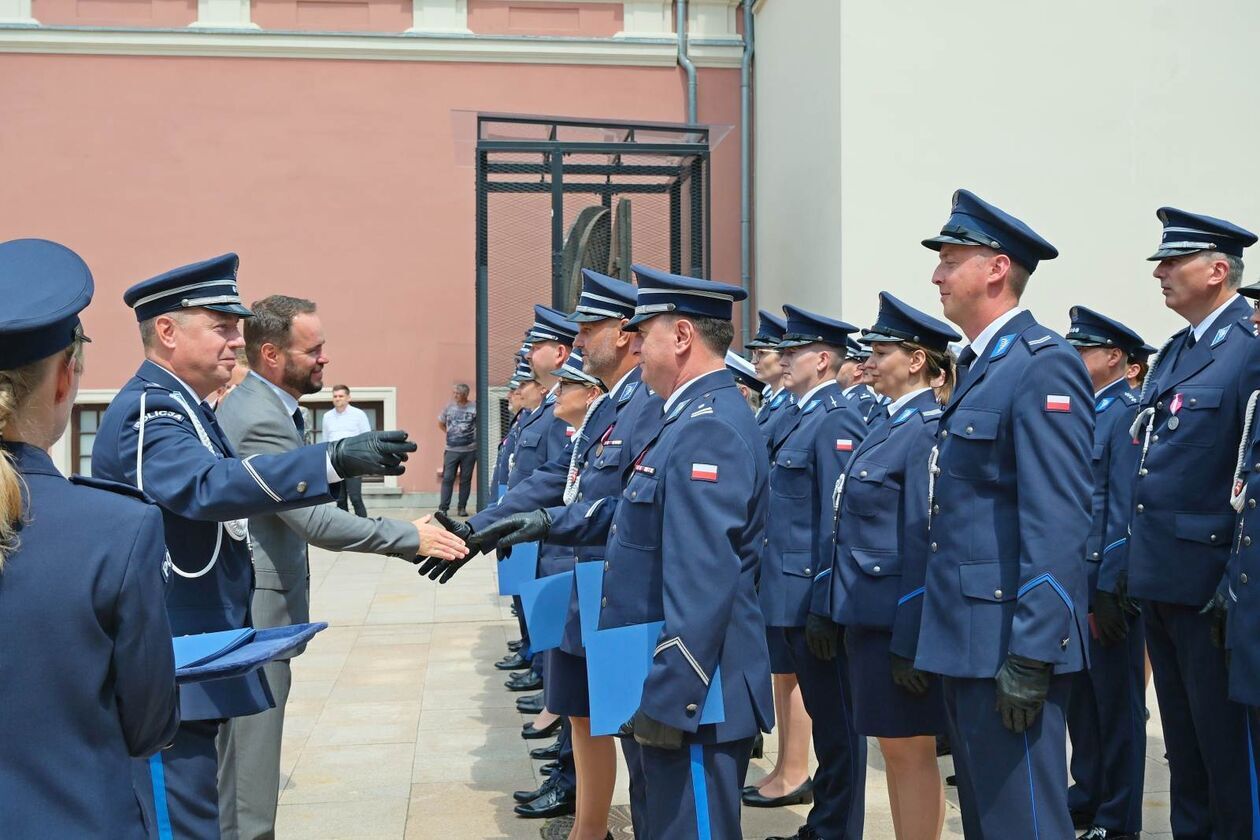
[473,113,713,509]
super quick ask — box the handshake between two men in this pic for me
[415,509,553,583]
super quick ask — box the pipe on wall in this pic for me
[739,1,754,347]
[676,0,698,124]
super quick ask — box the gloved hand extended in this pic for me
[329,430,416,478]
[994,654,1051,734]
[416,511,475,583]
[473,509,553,555]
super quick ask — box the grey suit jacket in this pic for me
[216,372,419,626]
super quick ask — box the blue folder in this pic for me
[174,623,327,685]
[585,620,725,736]
[496,483,508,502]
[173,628,255,669]
[518,571,573,652]
[497,541,538,596]
[574,560,604,645]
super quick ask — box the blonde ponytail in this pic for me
[0,342,81,569]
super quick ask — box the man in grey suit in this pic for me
[215,295,467,840]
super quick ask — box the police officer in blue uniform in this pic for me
[916,189,1095,838]
[479,266,773,838]
[91,253,416,840]
[726,350,765,408]
[1127,208,1260,839]
[820,292,957,840]
[841,338,886,425]
[1062,306,1147,840]
[0,239,180,840]
[752,305,869,840]
[1223,280,1260,806]
[1127,342,1156,391]
[747,309,794,444]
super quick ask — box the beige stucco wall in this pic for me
[755,0,1260,346]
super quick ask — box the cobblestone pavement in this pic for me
[276,510,1174,839]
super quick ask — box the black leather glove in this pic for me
[328,430,416,478]
[415,512,476,583]
[994,654,1052,734]
[619,708,684,750]
[805,613,841,661]
[1092,589,1129,646]
[474,509,552,555]
[890,653,931,696]
[1201,591,1230,650]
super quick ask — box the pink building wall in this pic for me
[0,54,743,493]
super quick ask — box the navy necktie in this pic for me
[293,408,306,435]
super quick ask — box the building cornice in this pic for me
[0,24,745,67]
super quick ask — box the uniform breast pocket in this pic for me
[1166,386,1222,449]
[772,448,812,500]
[944,407,1002,482]
[842,462,897,518]
[590,444,623,473]
[517,431,541,452]
[617,472,662,550]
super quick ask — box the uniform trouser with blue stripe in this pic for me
[620,738,650,840]
[629,737,754,840]
[1067,611,1147,834]
[780,625,866,839]
[133,719,222,840]
[1144,600,1252,839]
[943,674,1073,840]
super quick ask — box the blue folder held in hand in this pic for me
[574,560,604,645]
[518,571,573,652]
[174,623,327,685]
[497,541,538,596]
[585,620,725,736]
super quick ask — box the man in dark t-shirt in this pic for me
[437,383,477,515]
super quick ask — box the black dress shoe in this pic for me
[512,775,556,803]
[495,652,531,671]
[539,760,560,776]
[513,782,576,818]
[507,639,524,652]
[945,774,956,787]
[741,778,813,808]
[516,692,544,714]
[1070,810,1096,830]
[457,509,470,517]
[765,826,819,840]
[530,738,562,759]
[505,671,543,691]
[522,718,562,740]
[751,731,764,759]
[510,604,519,616]
[1078,828,1139,840]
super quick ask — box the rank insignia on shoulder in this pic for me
[690,406,714,418]
[828,396,838,407]
[1026,335,1053,347]
[990,334,1017,359]
[1212,325,1231,347]
[1045,394,1072,413]
[892,407,917,426]
[835,439,854,452]
[922,408,942,417]
[690,463,718,482]
[1122,392,1138,404]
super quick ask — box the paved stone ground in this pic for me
[276,509,1174,839]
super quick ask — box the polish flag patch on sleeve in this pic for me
[691,463,719,482]
[835,439,854,452]
[1044,395,1072,413]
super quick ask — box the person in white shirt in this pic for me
[324,385,373,516]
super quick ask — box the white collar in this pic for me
[662,369,720,416]
[966,307,1027,360]
[1191,294,1241,343]
[886,386,932,417]
[249,370,300,415]
[609,367,637,399]
[151,362,207,404]
[795,379,833,407]
[1094,376,1127,399]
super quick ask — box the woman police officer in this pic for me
[0,239,179,838]
[812,291,959,840]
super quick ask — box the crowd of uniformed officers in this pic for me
[4,185,1260,840]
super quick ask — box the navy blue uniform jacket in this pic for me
[0,443,179,839]
[916,311,1095,678]
[92,360,334,720]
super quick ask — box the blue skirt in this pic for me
[543,647,590,718]
[845,626,946,738]
[766,626,794,674]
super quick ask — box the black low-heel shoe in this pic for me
[522,718,562,740]
[741,777,814,808]
[751,731,765,759]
